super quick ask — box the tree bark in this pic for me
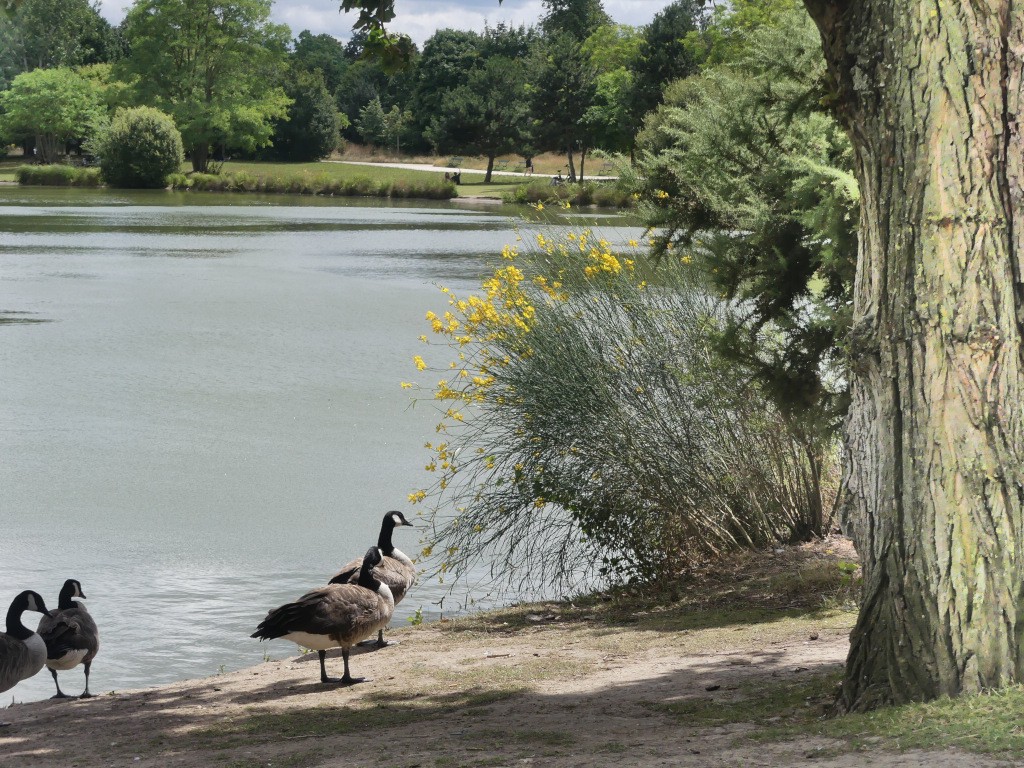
[804,0,1024,710]
[566,147,577,183]
[485,154,495,183]
[191,144,209,174]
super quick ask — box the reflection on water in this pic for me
[0,186,642,703]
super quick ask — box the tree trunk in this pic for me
[191,144,209,173]
[804,0,1024,710]
[485,154,495,183]
[579,146,587,183]
[36,134,59,164]
[565,147,577,183]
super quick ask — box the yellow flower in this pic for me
[408,490,427,503]
[400,382,414,389]
[628,239,638,248]
[534,202,544,212]
[413,355,427,371]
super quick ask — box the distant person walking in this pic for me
[524,156,534,176]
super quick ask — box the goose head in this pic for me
[58,579,86,609]
[385,510,414,529]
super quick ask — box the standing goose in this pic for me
[253,546,394,686]
[37,579,99,699]
[0,590,50,695]
[329,510,415,647]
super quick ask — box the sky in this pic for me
[95,0,671,46]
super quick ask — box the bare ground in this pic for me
[0,540,1012,768]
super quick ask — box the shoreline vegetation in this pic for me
[1,538,1019,767]
[5,154,634,208]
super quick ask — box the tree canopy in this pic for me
[0,66,104,162]
[119,0,292,171]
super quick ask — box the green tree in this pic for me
[355,96,387,146]
[269,68,344,161]
[629,0,703,126]
[0,67,104,162]
[0,0,118,88]
[633,9,854,533]
[530,33,597,181]
[426,55,530,181]
[409,29,481,137]
[120,0,292,172]
[579,24,641,155]
[95,106,183,188]
[292,30,348,96]
[540,0,609,40]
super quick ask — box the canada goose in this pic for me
[37,579,99,699]
[1,590,50,695]
[253,546,394,685]
[329,510,415,646]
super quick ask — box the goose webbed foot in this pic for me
[78,691,95,699]
[49,692,72,700]
[340,674,366,686]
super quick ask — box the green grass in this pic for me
[812,684,1024,758]
[0,157,22,182]
[213,160,451,186]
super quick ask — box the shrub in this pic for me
[95,107,184,189]
[501,181,633,208]
[15,164,101,187]
[409,225,837,595]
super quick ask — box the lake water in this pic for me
[0,187,639,703]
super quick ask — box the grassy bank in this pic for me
[13,164,101,186]
[7,158,633,207]
[171,160,456,199]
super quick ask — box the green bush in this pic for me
[168,170,456,199]
[95,107,184,189]
[412,229,838,593]
[15,164,101,187]
[501,181,633,208]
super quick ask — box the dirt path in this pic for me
[0,597,1007,768]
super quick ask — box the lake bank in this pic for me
[0,539,1010,768]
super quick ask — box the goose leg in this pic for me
[80,661,93,698]
[49,669,71,699]
[359,628,397,648]
[318,650,343,684]
[340,648,366,686]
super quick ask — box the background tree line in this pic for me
[0,0,707,178]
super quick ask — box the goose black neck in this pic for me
[357,563,380,591]
[5,601,31,641]
[377,520,396,556]
[58,582,77,610]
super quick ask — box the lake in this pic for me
[0,186,640,703]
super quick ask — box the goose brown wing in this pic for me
[38,606,98,661]
[0,633,34,694]
[328,556,362,585]
[375,557,415,604]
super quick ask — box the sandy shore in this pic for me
[0,578,1005,768]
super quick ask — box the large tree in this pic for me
[269,67,344,161]
[426,55,530,181]
[0,67,104,162]
[120,0,291,172]
[801,1,1024,711]
[0,0,118,88]
[292,30,349,96]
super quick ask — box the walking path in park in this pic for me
[331,159,617,181]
